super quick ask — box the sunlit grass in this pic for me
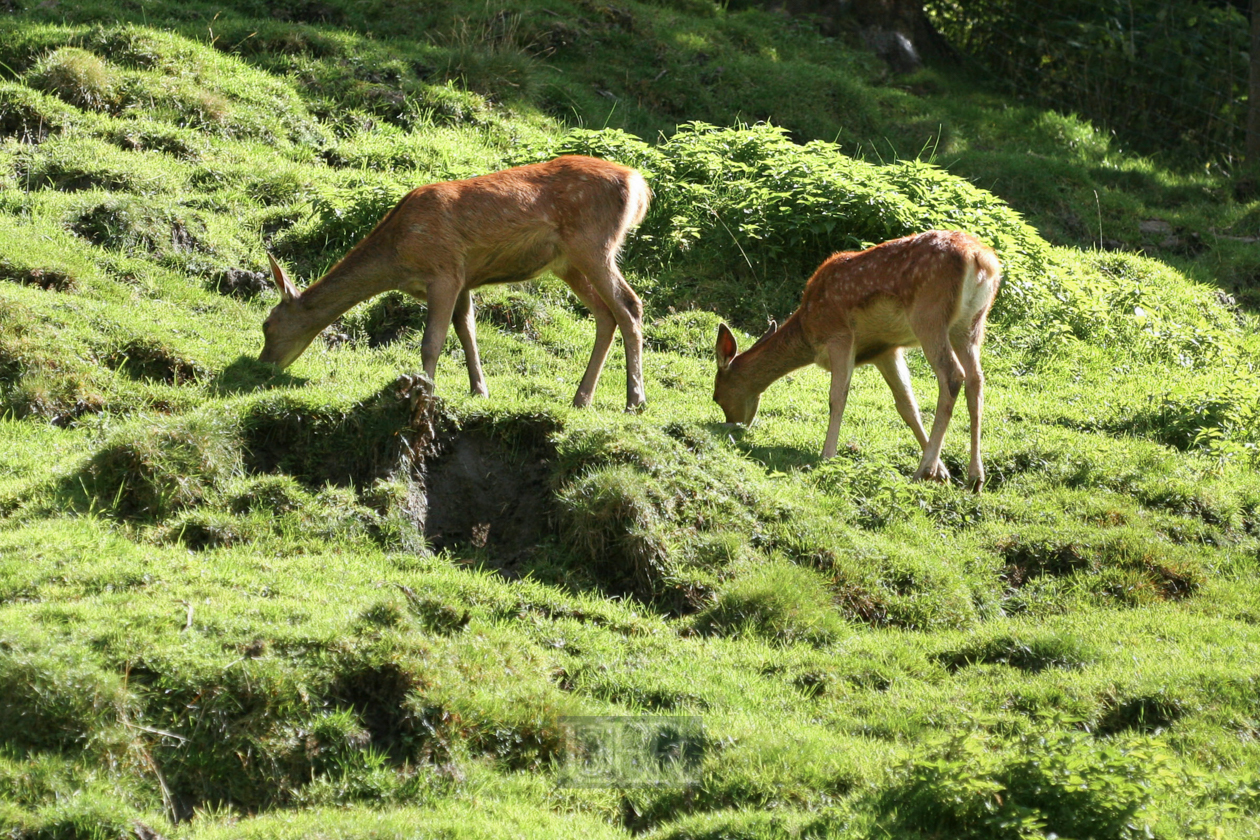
[0,2,1257,838]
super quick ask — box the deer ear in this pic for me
[757,320,778,344]
[715,323,738,371]
[267,253,299,302]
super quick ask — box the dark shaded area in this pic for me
[1109,391,1240,452]
[997,535,1092,589]
[1094,694,1187,735]
[106,337,204,384]
[1137,561,1200,601]
[209,355,306,395]
[328,661,428,760]
[477,289,550,340]
[240,378,417,488]
[268,0,347,25]
[706,420,821,473]
[70,199,205,255]
[63,420,233,521]
[929,0,1249,163]
[734,0,955,72]
[345,291,426,348]
[935,634,1097,674]
[0,262,74,291]
[0,87,71,143]
[420,429,554,577]
[163,516,240,551]
[397,587,471,635]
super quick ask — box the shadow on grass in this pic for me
[698,421,820,471]
[209,355,307,395]
[739,443,819,473]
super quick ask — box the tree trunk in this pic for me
[757,0,954,73]
[849,0,955,66]
[1248,0,1260,165]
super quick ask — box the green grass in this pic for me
[1,1,1258,838]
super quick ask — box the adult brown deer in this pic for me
[259,156,651,409]
[713,230,1001,491]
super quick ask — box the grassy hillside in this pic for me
[1,2,1259,838]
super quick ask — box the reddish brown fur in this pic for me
[714,230,1001,490]
[261,155,651,409]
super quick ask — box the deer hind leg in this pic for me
[952,321,987,492]
[873,348,929,451]
[568,249,645,410]
[912,325,963,483]
[559,265,618,408]
[420,277,463,389]
[821,335,856,459]
[452,289,488,397]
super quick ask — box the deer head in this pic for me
[259,255,322,370]
[713,321,777,425]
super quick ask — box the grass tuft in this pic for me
[26,46,117,112]
[693,558,846,645]
[67,414,241,520]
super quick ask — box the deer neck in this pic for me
[733,315,814,395]
[294,248,402,331]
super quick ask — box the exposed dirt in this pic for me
[210,266,269,299]
[419,430,553,577]
[238,375,555,574]
[0,264,74,291]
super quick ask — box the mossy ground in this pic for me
[1,2,1259,838]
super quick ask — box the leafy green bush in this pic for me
[541,122,1050,331]
[886,728,1177,839]
[1120,379,1260,462]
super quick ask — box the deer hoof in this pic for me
[914,461,951,483]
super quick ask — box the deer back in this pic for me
[797,230,1000,361]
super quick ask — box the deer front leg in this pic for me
[873,349,929,450]
[914,331,963,483]
[420,280,462,389]
[821,337,855,459]
[452,289,488,397]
